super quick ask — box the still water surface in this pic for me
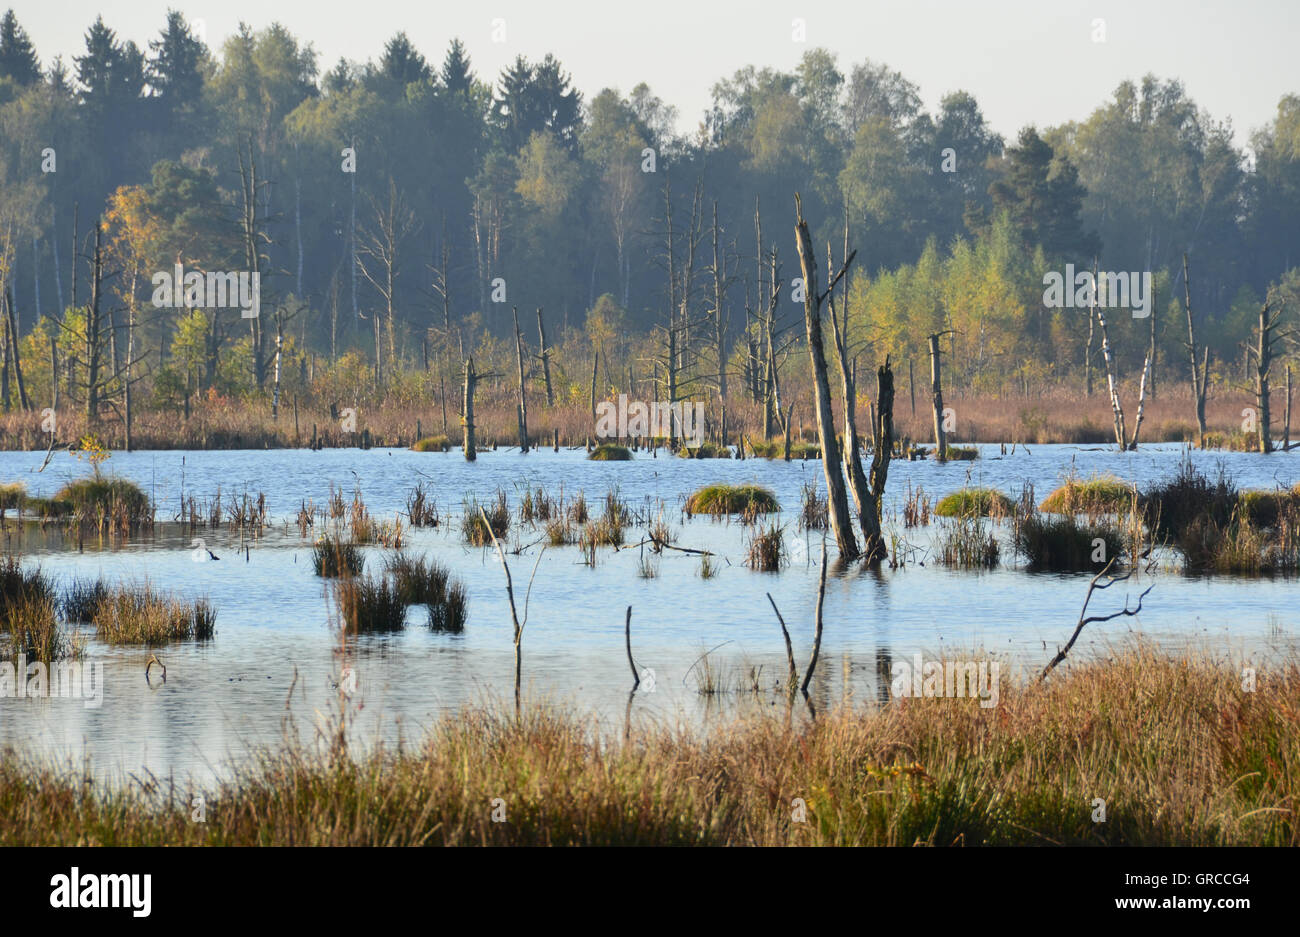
[1,443,1297,784]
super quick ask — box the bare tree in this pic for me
[1182,253,1210,444]
[358,178,419,386]
[794,193,858,561]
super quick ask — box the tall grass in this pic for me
[312,536,364,577]
[93,584,216,645]
[1,647,1296,845]
[462,491,510,546]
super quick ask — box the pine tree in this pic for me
[440,38,472,97]
[0,9,40,86]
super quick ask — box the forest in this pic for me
[0,8,1298,448]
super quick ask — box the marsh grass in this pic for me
[685,484,779,516]
[405,482,439,527]
[799,481,828,531]
[746,523,783,572]
[1,647,1298,845]
[384,553,468,631]
[589,444,633,461]
[1039,475,1134,515]
[936,516,1000,569]
[411,435,452,452]
[462,491,510,546]
[93,584,215,645]
[61,578,110,623]
[1013,513,1124,572]
[54,477,153,532]
[678,441,732,459]
[334,574,407,634]
[312,536,364,578]
[934,488,1014,519]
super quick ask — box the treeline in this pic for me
[0,8,1298,430]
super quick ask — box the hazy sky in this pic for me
[13,0,1298,150]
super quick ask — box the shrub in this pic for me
[684,484,779,516]
[1141,459,1236,541]
[935,488,1014,519]
[1013,514,1124,572]
[589,444,633,461]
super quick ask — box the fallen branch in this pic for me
[1039,559,1153,682]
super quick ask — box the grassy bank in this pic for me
[0,386,1270,452]
[1,647,1294,846]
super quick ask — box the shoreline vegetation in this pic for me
[0,646,1294,846]
[0,387,1279,454]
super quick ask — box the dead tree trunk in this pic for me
[2,289,28,411]
[928,332,947,462]
[85,222,104,428]
[1092,264,1128,450]
[513,307,529,453]
[536,308,554,406]
[1251,300,1283,454]
[864,359,896,565]
[825,240,870,540]
[1126,281,1156,450]
[794,194,858,561]
[1182,253,1209,444]
[462,357,477,461]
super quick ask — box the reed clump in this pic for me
[1013,513,1125,572]
[684,484,779,516]
[588,444,633,461]
[411,435,452,452]
[937,516,1000,569]
[934,488,1014,519]
[1039,475,1134,515]
[746,524,783,572]
[334,574,407,634]
[93,584,215,645]
[384,553,468,632]
[462,491,510,546]
[312,535,364,578]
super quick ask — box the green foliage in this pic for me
[685,484,779,516]
[934,488,1013,518]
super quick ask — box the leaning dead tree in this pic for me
[1182,253,1210,445]
[794,194,858,561]
[824,237,895,565]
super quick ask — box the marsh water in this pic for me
[1,442,1298,785]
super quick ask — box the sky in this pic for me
[11,0,1298,151]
